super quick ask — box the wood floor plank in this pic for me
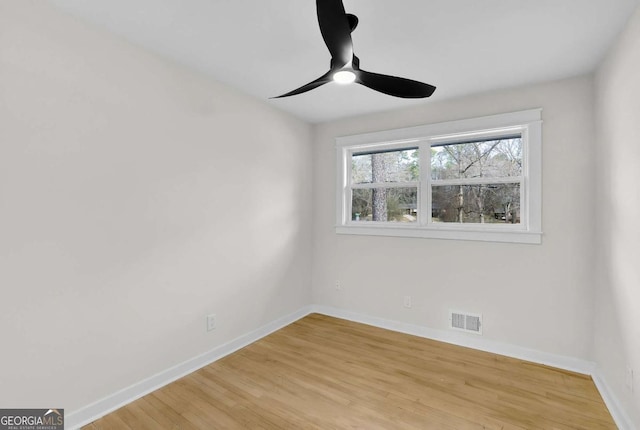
[84,314,616,429]
[144,393,201,430]
[88,411,134,430]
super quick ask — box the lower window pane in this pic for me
[352,187,418,222]
[432,184,520,224]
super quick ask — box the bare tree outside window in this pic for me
[351,149,419,222]
[431,138,522,224]
[371,153,387,221]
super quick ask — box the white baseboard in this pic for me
[65,305,314,429]
[592,369,636,430]
[310,305,597,375]
[66,304,635,430]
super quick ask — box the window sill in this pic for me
[335,224,542,244]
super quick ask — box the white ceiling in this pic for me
[49,0,639,123]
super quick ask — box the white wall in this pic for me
[3,0,637,425]
[595,6,640,428]
[312,76,597,360]
[0,2,312,413]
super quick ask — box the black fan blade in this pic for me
[357,69,436,98]
[272,71,333,98]
[346,14,359,32]
[317,0,353,68]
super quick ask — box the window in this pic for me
[336,110,542,243]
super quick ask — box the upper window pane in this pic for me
[431,138,522,180]
[352,148,419,184]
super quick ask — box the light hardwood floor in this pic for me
[85,314,616,429]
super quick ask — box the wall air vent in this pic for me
[449,310,483,335]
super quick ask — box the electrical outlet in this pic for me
[626,366,634,392]
[335,280,342,291]
[206,314,217,332]
[403,295,412,308]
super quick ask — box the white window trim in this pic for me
[335,109,542,244]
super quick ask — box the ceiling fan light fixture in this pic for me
[333,69,356,84]
[272,0,435,99]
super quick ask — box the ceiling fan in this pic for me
[274,0,436,99]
